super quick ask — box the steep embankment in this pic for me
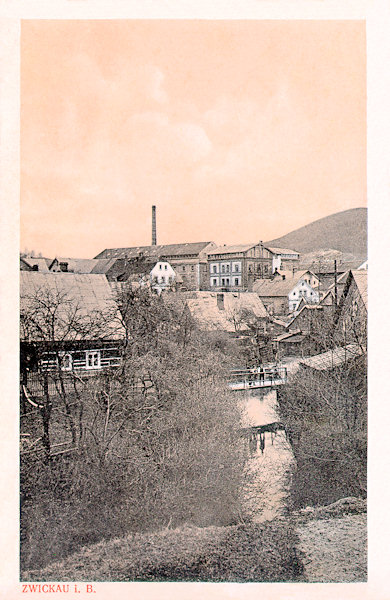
[266,207,367,258]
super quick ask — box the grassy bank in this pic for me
[22,519,303,583]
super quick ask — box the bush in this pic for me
[277,355,367,508]
[22,520,304,582]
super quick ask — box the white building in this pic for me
[150,261,176,294]
[288,279,320,312]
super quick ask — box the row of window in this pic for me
[211,278,241,287]
[181,265,195,272]
[152,276,174,284]
[211,264,241,274]
[55,351,100,371]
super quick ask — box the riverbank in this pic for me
[22,520,303,582]
[295,497,367,582]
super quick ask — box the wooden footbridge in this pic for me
[228,365,288,391]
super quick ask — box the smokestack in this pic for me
[152,205,157,246]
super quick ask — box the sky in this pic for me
[20,20,366,258]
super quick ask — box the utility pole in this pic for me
[334,259,338,306]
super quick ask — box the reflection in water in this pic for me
[240,389,296,523]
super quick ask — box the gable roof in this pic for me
[95,242,215,260]
[253,276,311,297]
[22,257,51,272]
[287,304,324,330]
[274,330,305,343]
[300,344,363,371]
[186,291,268,332]
[20,272,124,342]
[207,244,256,256]
[267,247,299,256]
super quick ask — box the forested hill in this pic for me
[266,208,367,258]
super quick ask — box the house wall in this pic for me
[207,243,274,291]
[169,259,200,290]
[288,281,319,312]
[209,260,243,289]
[150,262,176,293]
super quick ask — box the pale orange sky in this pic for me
[21,20,366,258]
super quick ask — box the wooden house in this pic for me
[20,272,125,377]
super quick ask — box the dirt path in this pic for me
[297,513,367,582]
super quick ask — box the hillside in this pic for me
[266,208,367,258]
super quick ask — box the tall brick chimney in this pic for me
[152,205,157,246]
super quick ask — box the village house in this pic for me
[95,242,217,291]
[150,261,177,294]
[185,291,268,334]
[207,242,276,291]
[273,330,309,360]
[334,270,367,349]
[20,272,125,378]
[253,276,320,315]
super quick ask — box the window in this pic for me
[264,265,268,273]
[58,352,72,371]
[226,278,230,285]
[222,265,225,273]
[221,278,225,285]
[235,278,239,286]
[213,266,217,273]
[191,265,194,271]
[226,265,229,272]
[86,351,100,369]
[235,264,239,272]
[164,265,167,270]
[161,276,165,283]
[183,266,186,272]
[159,264,162,270]
[213,279,217,286]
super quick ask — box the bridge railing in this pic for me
[228,365,287,390]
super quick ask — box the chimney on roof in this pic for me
[152,205,157,246]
